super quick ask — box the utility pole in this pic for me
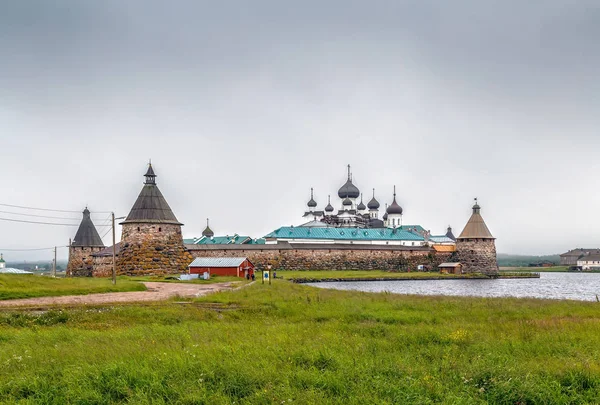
[52,246,56,277]
[112,212,116,285]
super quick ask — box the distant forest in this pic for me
[497,253,560,267]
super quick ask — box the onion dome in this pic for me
[367,188,380,210]
[386,186,403,215]
[343,197,352,207]
[383,212,388,220]
[338,164,360,199]
[357,194,366,211]
[325,195,334,212]
[202,218,214,238]
[307,188,317,208]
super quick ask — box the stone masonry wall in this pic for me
[67,246,105,277]
[189,247,453,271]
[92,255,114,278]
[456,239,499,274]
[116,223,193,276]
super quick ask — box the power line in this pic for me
[0,217,80,226]
[0,246,68,251]
[0,203,112,214]
[0,216,113,227]
[0,209,80,221]
[100,227,112,240]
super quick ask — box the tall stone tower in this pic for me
[456,199,499,275]
[117,163,192,276]
[67,208,106,276]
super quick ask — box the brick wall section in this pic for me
[116,223,193,276]
[67,246,105,277]
[456,239,499,274]
[188,245,453,271]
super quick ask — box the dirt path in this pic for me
[0,282,235,308]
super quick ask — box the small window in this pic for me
[158,227,162,232]
[137,227,140,232]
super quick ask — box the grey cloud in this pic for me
[0,1,599,260]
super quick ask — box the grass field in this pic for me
[1,281,600,403]
[0,275,146,300]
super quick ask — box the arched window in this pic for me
[158,227,162,232]
[137,227,140,232]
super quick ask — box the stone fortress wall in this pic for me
[187,244,454,271]
[456,239,499,274]
[116,223,193,276]
[66,246,105,277]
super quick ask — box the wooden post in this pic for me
[112,212,116,285]
[52,246,56,277]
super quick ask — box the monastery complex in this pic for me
[67,163,499,277]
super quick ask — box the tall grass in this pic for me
[0,275,146,300]
[1,281,599,403]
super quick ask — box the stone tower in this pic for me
[456,199,498,275]
[67,208,106,276]
[116,163,192,276]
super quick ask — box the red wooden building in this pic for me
[188,257,255,278]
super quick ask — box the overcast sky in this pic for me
[1,1,599,261]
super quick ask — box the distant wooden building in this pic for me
[189,257,255,278]
[576,254,600,271]
[560,249,600,266]
[439,262,463,274]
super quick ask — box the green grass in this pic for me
[278,269,485,281]
[1,281,600,403]
[0,275,146,300]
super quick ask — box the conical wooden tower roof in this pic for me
[458,200,494,240]
[72,208,105,247]
[121,164,183,226]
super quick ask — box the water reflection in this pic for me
[308,272,600,302]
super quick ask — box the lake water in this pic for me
[307,272,600,302]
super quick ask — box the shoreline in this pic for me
[290,273,540,283]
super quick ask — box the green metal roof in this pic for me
[190,234,251,245]
[264,227,425,241]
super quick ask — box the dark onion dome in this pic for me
[202,218,214,238]
[325,195,334,212]
[337,165,360,199]
[72,207,105,247]
[367,188,380,210]
[357,194,366,211]
[342,197,352,206]
[307,188,317,208]
[383,212,388,220]
[386,186,403,215]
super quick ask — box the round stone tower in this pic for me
[67,208,106,277]
[117,163,192,276]
[456,199,498,275]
